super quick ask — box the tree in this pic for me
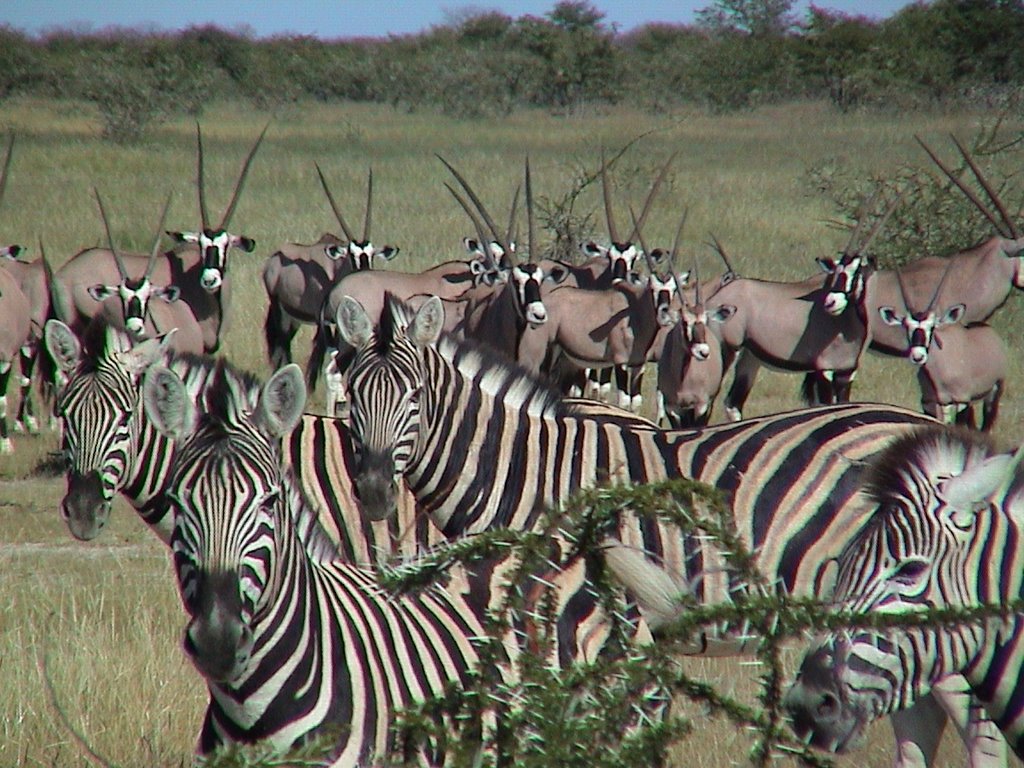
[696,0,796,37]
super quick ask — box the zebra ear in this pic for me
[44,319,82,374]
[142,364,196,440]
[336,295,373,348]
[408,295,444,347]
[119,329,176,380]
[937,452,1017,522]
[255,363,306,438]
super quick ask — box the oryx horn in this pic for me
[708,234,736,277]
[0,133,14,212]
[525,156,536,261]
[93,187,129,281]
[145,192,174,279]
[894,267,914,313]
[362,168,373,241]
[437,154,511,259]
[196,120,270,232]
[628,152,677,243]
[445,181,497,270]
[600,148,621,244]
[950,133,1020,239]
[315,163,356,243]
[926,257,957,313]
[915,134,1010,238]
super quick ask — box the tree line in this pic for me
[1,0,1022,141]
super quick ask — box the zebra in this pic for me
[43,317,433,562]
[140,361,523,764]
[335,291,1007,767]
[784,426,1020,764]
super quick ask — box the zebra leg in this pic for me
[890,693,948,768]
[0,360,12,453]
[930,676,1008,768]
[15,343,39,434]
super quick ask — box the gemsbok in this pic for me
[0,263,31,452]
[262,164,400,369]
[879,264,1007,431]
[54,190,205,354]
[866,135,1024,357]
[54,122,267,353]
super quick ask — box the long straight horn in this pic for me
[858,182,909,255]
[600,148,621,243]
[843,188,879,256]
[926,258,956,313]
[915,134,1008,238]
[895,267,913,313]
[93,187,128,280]
[145,192,174,279]
[315,163,356,243]
[0,133,15,211]
[628,152,677,243]
[219,120,270,230]
[195,122,210,231]
[669,206,688,264]
[951,133,1020,239]
[437,154,508,256]
[693,255,702,306]
[445,181,496,269]
[525,157,536,261]
[506,183,520,248]
[362,167,373,242]
[629,204,656,274]
[708,234,735,276]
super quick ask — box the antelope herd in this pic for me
[0,129,1020,456]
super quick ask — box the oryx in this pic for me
[0,264,31,452]
[0,133,52,433]
[54,122,267,353]
[866,135,1024,357]
[706,190,901,421]
[879,263,1006,430]
[262,164,399,369]
[55,190,205,354]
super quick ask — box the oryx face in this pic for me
[88,277,181,339]
[581,241,640,283]
[818,253,866,316]
[347,240,399,271]
[648,274,680,328]
[510,263,567,326]
[171,228,256,293]
[878,304,966,366]
[681,304,713,361]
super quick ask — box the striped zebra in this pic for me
[335,293,1006,767]
[44,318,434,561]
[785,426,1020,764]
[140,361,518,764]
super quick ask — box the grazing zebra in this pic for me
[336,292,1007,767]
[43,318,433,561]
[785,426,1019,764]
[141,362,522,765]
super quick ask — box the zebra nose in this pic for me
[61,471,112,541]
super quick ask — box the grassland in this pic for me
[1,96,1022,766]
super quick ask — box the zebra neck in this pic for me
[120,422,176,542]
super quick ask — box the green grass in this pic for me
[1,95,1023,766]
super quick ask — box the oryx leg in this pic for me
[0,360,13,453]
[14,343,39,434]
[832,369,856,403]
[954,403,978,431]
[264,296,301,369]
[626,364,645,412]
[724,349,759,422]
[980,381,1003,433]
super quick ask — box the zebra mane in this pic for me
[861,425,999,508]
[377,293,567,418]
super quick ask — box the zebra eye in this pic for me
[892,558,930,585]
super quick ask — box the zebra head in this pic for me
[337,293,445,522]
[143,361,306,685]
[785,428,1021,754]
[44,319,172,541]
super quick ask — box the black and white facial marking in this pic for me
[648,272,685,329]
[346,240,400,271]
[170,228,256,292]
[510,263,568,326]
[580,241,641,283]
[88,277,181,338]
[878,304,966,365]
[0,244,22,259]
[818,253,866,316]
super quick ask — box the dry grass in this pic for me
[1,96,1023,766]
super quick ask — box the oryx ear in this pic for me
[167,230,199,244]
[816,257,834,273]
[156,285,180,303]
[408,296,444,347]
[255,363,306,438]
[939,304,966,326]
[676,270,691,288]
[937,452,1017,528]
[142,364,196,440]
[878,307,903,326]
[325,244,345,261]
[233,235,257,253]
[469,258,488,276]
[336,296,374,348]
[44,319,81,374]
[462,237,480,254]
[119,329,176,380]
[87,284,116,302]
[377,245,400,261]
[580,241,605,258]
[647,248,668,269]
[710,304,736,323]
[546,264,570,285]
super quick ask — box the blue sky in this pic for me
[4,1,915,39]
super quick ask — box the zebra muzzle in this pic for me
[183,572,254,683]
[783,645,867,753]
[61,471,112,541]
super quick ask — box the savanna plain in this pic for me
[2,96,1022,766]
